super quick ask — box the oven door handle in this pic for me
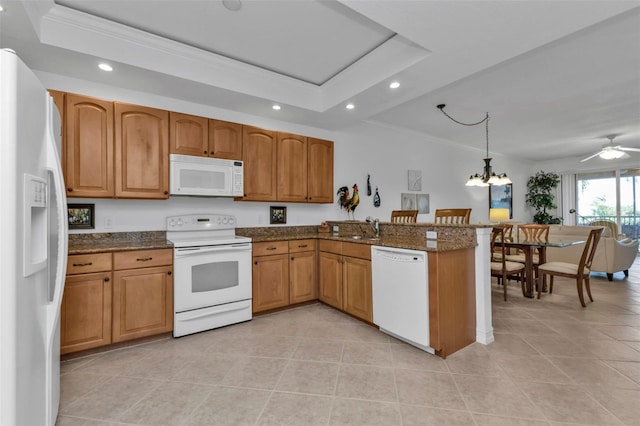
[175,243,251,256]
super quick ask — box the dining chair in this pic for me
[505,224,549,282]
[491,223,513,261]
[434,208,471,224]
[490,226,526,301]
[390,210,418,223]
[537,227,603,307]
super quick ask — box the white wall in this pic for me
[40,72,536,233]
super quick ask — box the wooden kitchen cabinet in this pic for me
[169,112,209,157]
[307,137,334,203]
[252,241,290,313]
[276,134,334,203]
[115,103,169,199]
[241,126,277,201]
[428,248,476,358]
[112,249,173,343]
[169,113,242,160]
[210,119,242,160]
[289,239,317,304]
[64,93,115,198]
[61,253,113,355]
[318,240,372,321]
[277,132,308,202]
[342,244,372,322]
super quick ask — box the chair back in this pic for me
[501,223,514,240]
[434,208,471,224]
[490,226,507,264]
[579,228,604,275]
[517,224,549,242]
[391,210,418,223]
[588,220,618,238]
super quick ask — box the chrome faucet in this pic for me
[366,216,380,238]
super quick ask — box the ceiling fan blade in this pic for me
[619,147,640,152]
[580,151,603,162]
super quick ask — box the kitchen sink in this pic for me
[348,235,379,241]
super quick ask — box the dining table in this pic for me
[501,235,586,298]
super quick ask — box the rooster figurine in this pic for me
[337,184,360,219]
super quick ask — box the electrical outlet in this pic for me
[426,240,438,249]
[104,217,113,229]
[426,231,437,239]
[332,225,339,235]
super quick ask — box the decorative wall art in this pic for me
[408,170,422,191]
[270,206,287,224]
[401,193,416,210]
[416,194,430,214]
[489,183,513,219]
[67,204,95,229]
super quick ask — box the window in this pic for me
[576,168,640,240]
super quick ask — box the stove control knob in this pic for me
[177,218,183,226]
[217,218,222,224]
[228,218,234,225]
[222,218,228,224]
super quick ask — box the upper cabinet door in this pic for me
[65,94,114,198]
[277,132,308,202]
[169,112,208,156]
[115,103,169,199]
[210,119,242,160]
[307,138,334,203]
[242,126,277,201]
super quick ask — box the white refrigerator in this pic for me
[0,49,68,425]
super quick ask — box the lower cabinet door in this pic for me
[343,256,373,322]
[252,254,290,313]
[61,272,112,354]
[318,251,343,310]
[112,266,173,343]
[289,251,317,304]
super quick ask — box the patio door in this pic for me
[576,168,640,240]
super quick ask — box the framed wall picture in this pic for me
[400,193,417,210]
[408,170,422,191]
[270,206,287,224]
[489,184,513,219]
[416,193,430,214]
[67,204,95,229]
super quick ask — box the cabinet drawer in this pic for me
[288,239,316,253]
[66,253,112,274]
[253,241,289,256]
[113,249,173,270]
[343,242,371,260]
[318,239,342,255]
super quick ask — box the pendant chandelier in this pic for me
[437,104,511,187]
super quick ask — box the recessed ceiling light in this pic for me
[346,103,355,110]
[389,81,400,89]
[222,0,242,11]
[272,104,281,111]
[0,6,5,12]
[98,63,113,72]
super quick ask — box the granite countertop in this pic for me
[68,231,173,255]
[238,225,475,253]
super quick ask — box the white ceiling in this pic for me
[1,0,639,164]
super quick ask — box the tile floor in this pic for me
[57,258,640,425]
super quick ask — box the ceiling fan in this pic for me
[580,135,640,162]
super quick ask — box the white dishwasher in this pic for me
[371,246,434,353]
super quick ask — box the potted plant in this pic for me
[526,171,562,224]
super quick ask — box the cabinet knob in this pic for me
[204,150,208,154]
[104,277,110,282]
[164,191,169,195]
[167,271,172,275]
[67,188,72,192]
[291,257,294,260]
[72,262,93,267]
[254,261,258,265]
[136,257,153,262]
[266,247,277,251]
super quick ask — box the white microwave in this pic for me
[170,154,244,197]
